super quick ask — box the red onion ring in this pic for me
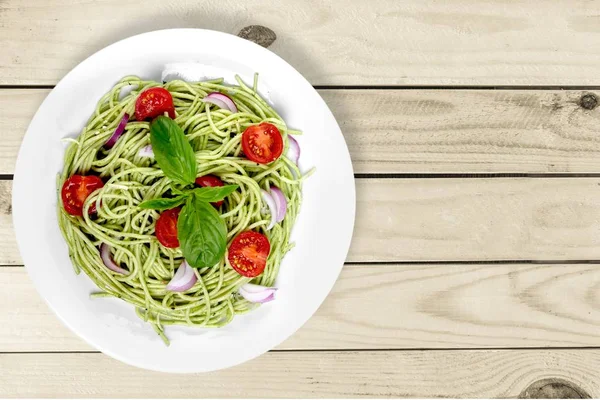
[104,113,129,149]
[239,283,277,303]
[204,92,238,113]
[270,186,287,223]
[100,243,129,275]
[261,189,278,230]
[286,135,300,165]
[166,260,197,292]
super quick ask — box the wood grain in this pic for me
[325,89,600,174]
[0,181,17,265]
[0,90,48,175]
[3,89,600,175]
[2,1,600,85]
[0,350,598,398]
[6,263,600,352]
[5,1,600,396]
[6,178,600,265]
[353,178,600,262]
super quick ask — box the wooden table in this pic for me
[2,0,600,398]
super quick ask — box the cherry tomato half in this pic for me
[134,87,176,121]
[241,122,283,164]
[61,175,104,216]
[155,208,181,248]
[227,231,271,277]
[195,175,225,207]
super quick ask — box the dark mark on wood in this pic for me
[519,378,590,399]
[0,183,10,215]
[237,25,276,48]
[550,95,564,112]
[579,93,598,110]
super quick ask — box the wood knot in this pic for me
[519,378,590,399]
[579,93,598,110]
[237,25,276,48]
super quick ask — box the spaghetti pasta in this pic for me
[57,75,306,345]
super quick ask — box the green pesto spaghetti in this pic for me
[57,74,307,345]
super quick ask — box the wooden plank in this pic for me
[325,89,600,174]
[6,178,600,265]
[0,350,598,398]
[0,181,17,265]
[1,90,47,175]
[3,89,600,175]
[6,263,600,352]
[2,1,600,85]
[353,177,600,262]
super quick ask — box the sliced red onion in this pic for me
[166,260,197,292]
[104,113,129,149]
[270,186,287,223]
[239,283,277,303]
[286,135,300,165]
[261,189,277,230]
[138,145,154,158]
[204,92,238,113]
[100,243,129,275]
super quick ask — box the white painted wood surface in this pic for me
[3,0,600,397]
[0,350,599,398]
[1,0,600,85]
[4,264,600,352]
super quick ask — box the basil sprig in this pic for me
[188,185,238,203]
[139,186,238,211]
[150,116,197,186]
[138,195,187,211]
[141,116,239,268]
[178,195,228,268]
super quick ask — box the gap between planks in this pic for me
[5,346,600,355]
[7,259,600,268]
[4,85,600,90]
[9,174,600,181]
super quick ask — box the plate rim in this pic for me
[12,28,356,373]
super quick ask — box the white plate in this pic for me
[12,29,355,373]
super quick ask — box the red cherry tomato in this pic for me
[61,175,104,216]
[155,208,181,248]
[241,122,283,164]
[135,88,176,121]
[227,231,271,277]
[195,175,225,207]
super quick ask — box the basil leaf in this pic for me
[150,116,197,185]
[178,195,227,268]
[190,185,239,203]
[139,195,187,210]
[171,187,186,196]
[138,185,237,211]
